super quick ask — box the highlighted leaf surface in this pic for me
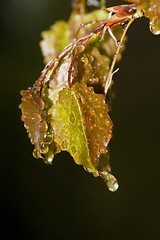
[40,21,70,63]
[49,82,113,177]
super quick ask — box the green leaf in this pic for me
[47,82,118,190]
[40,21,70,64]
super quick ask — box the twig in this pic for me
[105,18,134,94]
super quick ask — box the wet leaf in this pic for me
[47,82,118,190]
[20,0,136,191]
[72,46,110,92]
[19,88,60,163]
[40,7,127,65]
[19,88,48,158]
[40,21,70,63]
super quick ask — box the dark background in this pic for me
[1,0,160,239]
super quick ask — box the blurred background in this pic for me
[1,0,160,239]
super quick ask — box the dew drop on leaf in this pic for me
[61,109,68,118]
[44,150,55,165]
[100,147,106,154]
[101,171,119,192]
[44,133,53,144]
[38,120,48,132]
[40,143,49,154]
[61,139,69,150]
[105,119,110,126]
[31,113,41,124]
[33,148,41,159]
[71,145,77,156]
[69,111,76,125]
[80,95,86,104]
[89,107,95,116]
[150,17,160,35]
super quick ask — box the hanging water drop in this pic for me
[150,17,160,35]
[100,171,119,192]
[33,148,42,159]
[44,152,54,164]
[40,143,49,154]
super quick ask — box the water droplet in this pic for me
[88,96,92,102]
[39,98,45,111]
[71,145,77,156]
[38,120,48,132]
[80,95,86,104]
[84,167,93,173]
[100,147,106,154]
[81,56,88,65]
[104,138,109,147]
[81,57,85,62]
[31,113,41,124]
[101,171,119,192]
[88,78,94,84]
[89,107,95,116]
[95,77,99,83]
[44,156,53,164]
[150,17,160,35]
[40,143,49,154]
[44,152,54,164]
[105,119,110,126]
[61,109,68,118]
[61,139,69,150]
[69,111,76,125]
[93,98,98,107]
[88,55,94,63]
[33,148,41,159]
[44,133,53,144]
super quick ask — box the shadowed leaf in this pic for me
[19,88,48,158]
[19,88,60,162]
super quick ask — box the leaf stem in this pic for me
[104,18,134,94]
[100,0,106,9]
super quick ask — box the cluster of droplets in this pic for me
[19,88,59,164]
[127,0,160,35]
[73,46,110,92]
[76,83,113,165]
[147,0,160,35]
[77,83,119,191]
[48,87,95,170]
